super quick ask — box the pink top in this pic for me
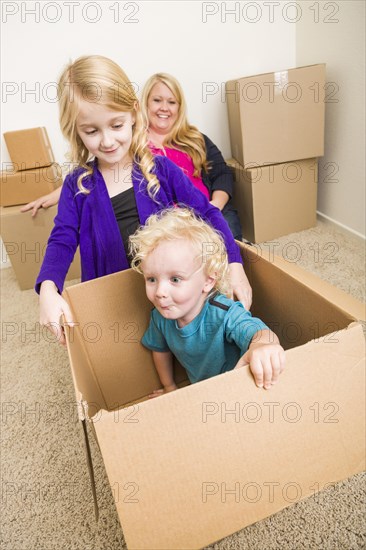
[149,143,210,199]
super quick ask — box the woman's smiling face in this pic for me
[147,81,179,136]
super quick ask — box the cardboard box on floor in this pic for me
[226,64,325,166]
[1,205,80,290]
[0,164,62,207]
[227,157,318,243]
[3,127,55,170]
[63,243,365,550]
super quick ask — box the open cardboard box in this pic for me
[63,243,365,550]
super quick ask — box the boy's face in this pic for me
[141,239,216,328]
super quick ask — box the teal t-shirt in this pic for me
[141,293,268,383]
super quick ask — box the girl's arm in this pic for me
[20,186,62,217]
[35,173,80,295]
[35,173,81,344]
[149,350,177,398]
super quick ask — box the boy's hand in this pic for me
[235,343,285,389]
[148,384,178,399]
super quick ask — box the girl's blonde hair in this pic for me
[140,73,208,177]
[57,55,159,196]
[130,207,231,296]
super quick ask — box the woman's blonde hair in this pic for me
[140,73,208,177]
[57,55,159,196]
[130,207,231,296]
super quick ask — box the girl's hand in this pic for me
[39,281,75,346]
[20,187,62,217]
[228,263,252,311]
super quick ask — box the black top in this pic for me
[201,134,234,198]
[110,186,140,263]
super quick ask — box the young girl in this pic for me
[36,55,252,344]
[130,208,285,395]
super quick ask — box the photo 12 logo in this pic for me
[1,1,140,24]
[201,2,340,24]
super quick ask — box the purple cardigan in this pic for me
[36,156,242,293]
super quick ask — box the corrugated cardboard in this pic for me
[3,127,55,170]
[1,205,80,290]
[228,157,317,243]
[63,243,365,550]
[226,64,325,166]
[0,164,62,207]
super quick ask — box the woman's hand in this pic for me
[39,280,75,346]
[228,262,252,311]
[20,187,62,217]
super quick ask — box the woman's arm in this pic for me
[202,134,234,202]
[210,189,230,210]
[20,186,62,217]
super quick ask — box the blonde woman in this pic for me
[35,55,252,344]
[141,72,243,241]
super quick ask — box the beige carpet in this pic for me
[1,219,365,550]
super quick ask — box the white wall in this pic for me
[2,1,295,163]
[296,0,365,237]
[1,0,297,266]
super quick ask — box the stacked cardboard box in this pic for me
[1,205,80,290]
[226,64,325,243]
[1,127,61,206]
[1,127,80,289]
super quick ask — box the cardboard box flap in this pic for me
[93,323,365,550]
[63,269,188,414]
[241,244,365,349]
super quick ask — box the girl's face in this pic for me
[76,100,135,169]
[147,82,179,136]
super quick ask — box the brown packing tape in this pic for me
[40,127,54,165]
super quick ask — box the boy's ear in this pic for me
[203,274,217,294]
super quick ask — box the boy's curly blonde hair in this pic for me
[129,207,231,296]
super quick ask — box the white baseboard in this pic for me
[316,211,366,241]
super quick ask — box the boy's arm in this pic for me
[234,329,285,389]
[149,351,177,398]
